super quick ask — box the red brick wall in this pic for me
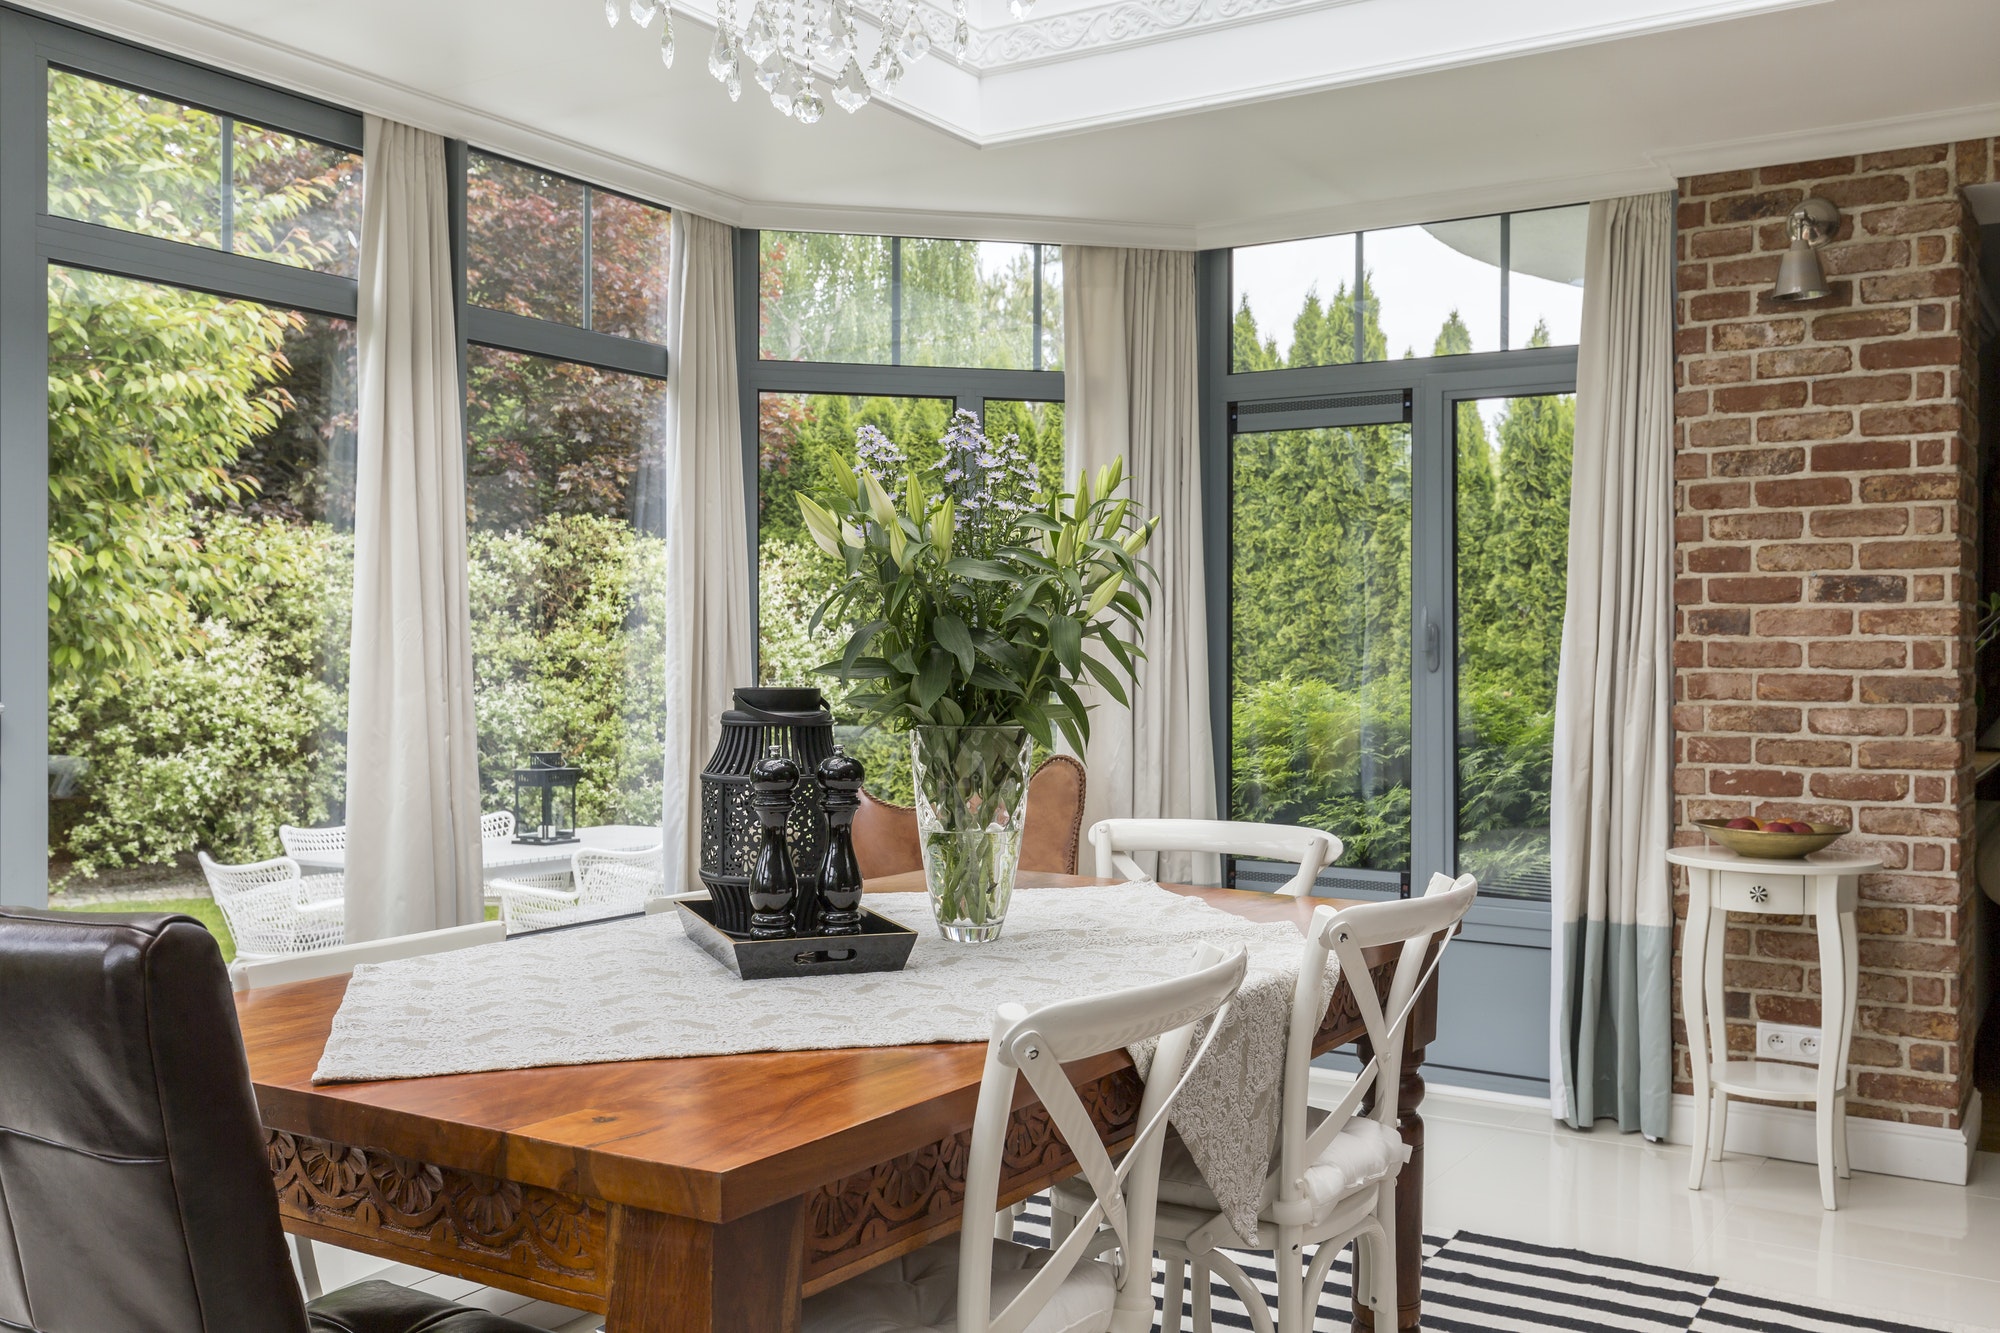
[1672,140,1993,1128]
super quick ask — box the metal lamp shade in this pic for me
[1771,237,1830,303]
[513,751,582,845]
[698,688,834,931]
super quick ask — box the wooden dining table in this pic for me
[237,871,1439,1332]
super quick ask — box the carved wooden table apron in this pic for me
[239,874,1438,1332]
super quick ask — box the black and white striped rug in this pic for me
[1009,1195,1970,1332]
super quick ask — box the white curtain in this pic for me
[1550,192,1676,1138]
[343,117,482,941]
[1062,246,1219,886]
[661,211,754,887]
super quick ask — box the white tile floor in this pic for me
[1420,1087,2000,1330]
[302,1085,2000,1331]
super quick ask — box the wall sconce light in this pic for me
[1770,197,1840,302]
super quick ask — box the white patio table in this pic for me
[289,823,661,883]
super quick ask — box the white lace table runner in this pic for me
[314,883,1335,1242]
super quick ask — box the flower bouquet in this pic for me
[798,410,1155,940]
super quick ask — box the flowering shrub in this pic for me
[52,513,665,880]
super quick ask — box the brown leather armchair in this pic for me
[0,906,544,1333]
[853,753,1088,881]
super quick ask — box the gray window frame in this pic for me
[0,9,682,905]
[452,145,673,381]
[1198,244,1581,902]
[1,8,365,904]
[734,228,1065,664]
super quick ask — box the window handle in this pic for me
[1423,611,1442,674]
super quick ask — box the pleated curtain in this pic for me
[1549,192,1677,1138]
[343,117,483,940]
[660,212,754,886]
[1061,246,1220,886]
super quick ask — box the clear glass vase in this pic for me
[910,724,1032,943]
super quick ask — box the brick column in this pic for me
[1671,141,1992,1129]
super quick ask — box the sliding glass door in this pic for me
[1207,222,1582,1093]
[1232,414,1413,884]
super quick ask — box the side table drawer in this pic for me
[1714,870,1805,914]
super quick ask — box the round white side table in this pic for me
[1668,843,1880,1211]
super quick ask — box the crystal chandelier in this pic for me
[604,0,1029,122]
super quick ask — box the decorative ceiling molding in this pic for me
[953,0,1351,69]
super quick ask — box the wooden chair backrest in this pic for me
[854,754,1088,881]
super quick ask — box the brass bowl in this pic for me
[1694,819,1848,860]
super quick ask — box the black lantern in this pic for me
[512,751,581,845]
[699,688,833,934]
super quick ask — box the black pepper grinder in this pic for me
[815,748,866,936]
[747,745,800,940]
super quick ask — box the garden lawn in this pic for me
[62,897,236,962]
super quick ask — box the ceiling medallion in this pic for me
[604,0,1018,121]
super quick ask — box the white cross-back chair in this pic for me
[802,945,1250,1333]
[480,809,516,841]
[196,852,345,964]
[277,823,345,860]
[1088,819,1342,898]
[492,844,665,933]
[1051,871,1477,1332]
[231,917,509,1298]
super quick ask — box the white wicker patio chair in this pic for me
[480,810,516,841]
[492,844,664,934]
[277,823,346,859]
[197,852,346,964]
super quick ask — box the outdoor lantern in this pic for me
[698,687,834,933]
[512,751,582,845]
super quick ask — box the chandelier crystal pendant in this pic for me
[604,0,1009,122]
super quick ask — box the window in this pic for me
[464,347,669,825]
[1232,419,1412,873]
[759,231,1062,370]
[1230,207,1585,372]
[465,150,672,343]
[48,69,361,276]
[459,153,674,841]
[1216,210,1581,901]
[1455,395,1573,900]
[746,231,1066,799]
[30,39,364,926]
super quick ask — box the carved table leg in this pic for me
[607,1198,805,1333]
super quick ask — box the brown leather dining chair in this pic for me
[0,906,546,1333]
[853,753,1088,881]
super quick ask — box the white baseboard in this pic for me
[1310,1068,1983,1186]
[1307,1066,1552,1112]
[1664,1088,1981,1186]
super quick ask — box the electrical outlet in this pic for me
[1755,1021,1822,1064]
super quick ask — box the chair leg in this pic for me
[1199,1249,1276,1333]
[1273,1227,1304,1333]
[994,1200,1023,1241]
[1161,1253,1187,1333]
[1710,1092,1729,1162]
[1048,1193,1076,1246]
[1368,1220,1397,1320]
[1190,1258,1213,1333]
[293,1234,322,1300]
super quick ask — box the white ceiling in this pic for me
[23,0,2000,247]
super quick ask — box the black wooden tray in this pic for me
[675,898,918,980]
